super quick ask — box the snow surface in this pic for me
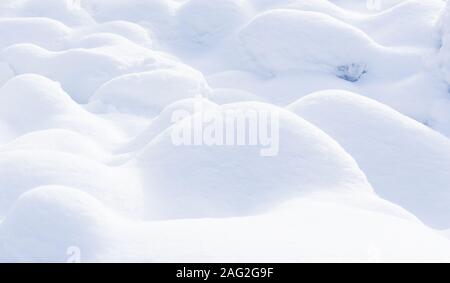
[0,0,449,262]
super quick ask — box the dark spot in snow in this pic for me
[336,63,367,82]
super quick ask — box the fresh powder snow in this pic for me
[0,0,449,263]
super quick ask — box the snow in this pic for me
[288,90,450,229]
[176,0,252,47]
[0,0,449,263]
[438,1,450,86]
[0,74,123,143]
[133,102,381,220]
[90,68,211,117]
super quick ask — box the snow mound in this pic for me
[288,90,450,229]
[0,150,144,218]
[76,21,153,47]
[0,74,123,143]
[1,42,180,102]
[237,9,377,76]
[177,0,252,46]
[133,102,374,220]
[0,186,112,262]
[356,0,444,48]
[90,69,211,117]
[0,17,71,51]
[237,9,422,80]
[80,0,178,38]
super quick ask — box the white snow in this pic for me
[90,68,211,117]
[0,0,449,263]
[288,90,450,229]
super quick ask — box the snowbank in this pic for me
[288,90,450,229]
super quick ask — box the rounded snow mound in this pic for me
[0,150,144,218]
[0,74,83,117]
[0,17,71,51]
[357,0,444,48]
[177,0,252,46]
[76,21,153,47]
[238,9,379,76]
[91,68,211,117]
[1,42,181,103]
[0,74,123,143]
[80,0,178,38]
[133,102,373,220]
[288,90,450,229]
[0,186,112,262]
